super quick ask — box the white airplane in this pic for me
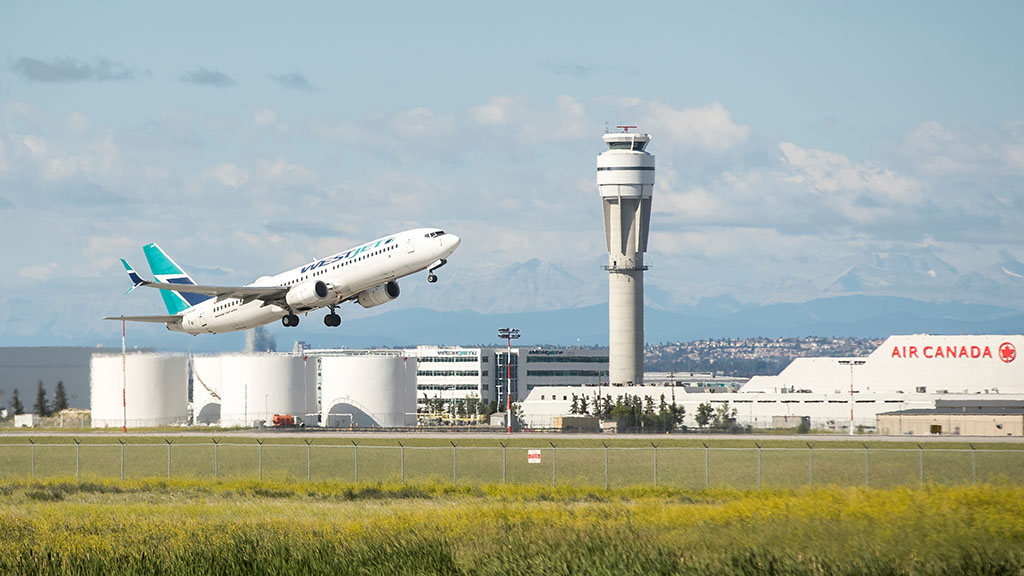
[106,228,460,335]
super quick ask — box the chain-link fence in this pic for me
[1,440,1022,489]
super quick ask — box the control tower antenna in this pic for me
[597,125,654,386]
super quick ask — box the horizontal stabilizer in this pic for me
[104,314,182,324]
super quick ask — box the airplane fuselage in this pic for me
[167,228,458,334]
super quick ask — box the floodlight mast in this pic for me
[838,359,866,435]
[498,328,520,433]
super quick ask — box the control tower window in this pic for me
[608,141,648,151]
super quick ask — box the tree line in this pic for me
[6,380,69,417]
[569,392,749,433]
[568,392,685,432]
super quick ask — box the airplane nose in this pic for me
[448,234,461,249]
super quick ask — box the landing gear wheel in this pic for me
[427,273,438,283]
[282,314,300,327]
[324,313,341,327]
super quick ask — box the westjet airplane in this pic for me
[106,228,460,335]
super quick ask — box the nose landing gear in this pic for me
[427,258,446,283]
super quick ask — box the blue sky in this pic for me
[1,1,1023,344]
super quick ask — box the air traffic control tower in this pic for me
[597,127,654,386]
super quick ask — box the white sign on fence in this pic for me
[527,449,542,464]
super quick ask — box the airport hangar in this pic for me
[521,334,1024,434]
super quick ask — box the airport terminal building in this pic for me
[405,346,610,410]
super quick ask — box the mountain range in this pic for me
[1,247,1021,352]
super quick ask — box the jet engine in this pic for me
[357,281,400,309]
[285,280,332,310]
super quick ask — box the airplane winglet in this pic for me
[121,259,147,294]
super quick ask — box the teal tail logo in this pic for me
[143,243,211,314]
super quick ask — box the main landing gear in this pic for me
[281,314,300,327]
[324,306,341,327]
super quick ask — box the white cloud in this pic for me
[1007,145,1024,175]
[470,95,590,142]
[253,108,276,126]
[21,134,48,157]
[45,155,87,180]
[253,107,287,131]
[18,262,58,281]
[902,121,990,175]
[203,163,249,188]
[641,101,751,153]
[901,120,1024,177]
[66,112,91,134]
[470,96,515,126]
[779,142,920,204]
[390,106,455,138]
[255,158,317,187]
[658,186,723,221]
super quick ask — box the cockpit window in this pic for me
[424,230,445,238]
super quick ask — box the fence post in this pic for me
[398,442,405,484]
[256,439,264,483]
[165,439,173,481]
[29,439,35,479]
[918,444,924,484]
[970,444,976,485]
[74,439,81,482]
[863,443,870,488]
[549,442,556,487]
[755,442,762,490]
[651,443,659,488]
[807,443,813,487]
[451,441,457,486]
[603,443,609,490]
[305,440,313,483]
[119,439,126,482]
[500,441,507,485]
[351,440,359,484]
[212,439,220,480]
[703,443,710,490]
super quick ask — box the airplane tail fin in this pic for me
[143,243,211,315]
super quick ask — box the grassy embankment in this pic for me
[1,479,1023,574]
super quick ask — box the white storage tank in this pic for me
[320,354,417,427]
[190,356,223,425]
[215,354,317,427]
[91,354,188,428]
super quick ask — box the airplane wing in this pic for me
[104,314,183,324]
[119,259,288,302]
[133,280,287,301]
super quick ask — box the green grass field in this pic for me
[1,434,1022,489]
[0,479,1022,575]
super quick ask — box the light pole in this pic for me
[838,359,865,435]
[498,328,520,434]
